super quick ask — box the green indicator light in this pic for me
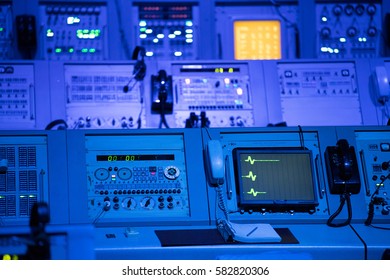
[140,27,146,32]
[89,48,96,53]
[0,27,4,32]
[55,48,62,53]
[68,48,74,53]
[81,48,88,53]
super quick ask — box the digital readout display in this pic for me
[96,154,175,161]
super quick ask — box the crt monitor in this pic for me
[233,20,282,60]
[233,148,318,212]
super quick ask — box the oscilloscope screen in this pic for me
[233,20,282,60]
[233,148,319,212]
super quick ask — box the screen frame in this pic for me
[232,147,319,213]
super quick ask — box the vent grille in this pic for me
[19,195,37,216]
[0,195,16,217]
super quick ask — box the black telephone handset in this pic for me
[325,139,361,194]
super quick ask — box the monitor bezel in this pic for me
[232,147,319,213]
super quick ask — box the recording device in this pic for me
[123,46,147,93]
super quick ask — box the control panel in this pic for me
[277,62,362,126]
[355,131,390,220]
[0,4,12,60]
[133,2,198,60]
[171,63,254,128]
[64,64,145,129]
[85,134,190,224]
[39,2,108,60]
[316,2,382,58]
[0,64,36,128]
[0,136,48,225]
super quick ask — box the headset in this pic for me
[123,46,147,93]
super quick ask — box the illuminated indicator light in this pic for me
[362,37,367,42]
[168,34,176,39]
[340,37,346,43]
[185,39,193,43]
[3,254,11,260]
[153,38,159,43]
[236,87,243,95]
[224,78,230,84]
[185,29,193,34]
[174,51,182,57]
[145,51,154,56]
[321,16,327,22]
[328,48,334,53]
[139,34,147,39]
[174,30,182,36]
[334,49,339,54]
[145,29,153,34]
[46,29,54,37]
[0,27,3,32]
[185,21,193,27]
[202,79,208,83]
[89,48,96,53]
[185,34,193,39]
[140,27,146,32]
[29,195,36,198]
[139,21,147,27]
[228,68,234,73]
[67,16,80,25]
[185,78,191,85]
[156,34,164,39]
[321,47,328,52]
[111,174,116,181]
[55,48,62,53]
[81,48,88,53]
[68,48,74,53]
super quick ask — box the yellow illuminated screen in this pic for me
[234,20,282,60]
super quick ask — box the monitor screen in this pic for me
[233,148,318,212]
[233,20,282,60]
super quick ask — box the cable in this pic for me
[327,191,352,227]
[364,172,390,227]
[298,125,305,149]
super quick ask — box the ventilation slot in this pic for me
[0,195,16,217]
[0,146,16,167]
[7,171,16,192]
[19,195,36,216]
[0,172,16,193]
[18,147,28,167]
[0,174,5,192]
[27,146,36,167]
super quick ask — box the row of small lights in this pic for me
[139,20,193,57]
[321,36,370,53]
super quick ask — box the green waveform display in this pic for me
[247,188,267,197]
[244,156,280,165]
[242,171,257,181]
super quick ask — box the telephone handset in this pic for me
[205,140,225,186]
[371,66,390,106]
[325,139,361,194]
